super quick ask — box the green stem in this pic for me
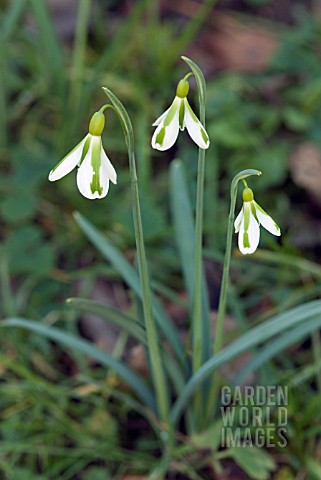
[130,142,170,425]
[102,88,170,427]
[205,169,262,422]
[0,37,7,150]
[215,169,262,353]
[312,330,321,392]
[70,0,91,108]
[0,256,15,317]
[192,148,206,375]
[181,57,208,430]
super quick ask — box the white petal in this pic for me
[152,106,171,126]
[101,146,117,185]
[234,208,243,233]
[183,98,210,150]
[254,202,281,236]
[77,137,109,200]
[49,134,89,181]
[238,202,260,254]
[151,97,180,151]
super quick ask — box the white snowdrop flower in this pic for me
[151,78,210,151]
[235,187,281,255]
[49,111,117,200]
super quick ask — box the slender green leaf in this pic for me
[169,159,211,363]
[163,0,218,70]
[2,0,27,41]
[29,0,65,91]
[67,296,185,393]
[171,300,321,424]
[1,317,155,411]
[233,315,321,384]
[73,211,184,364]
[67,297,146,344]
[79,0,150,114]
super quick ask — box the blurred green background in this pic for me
[2,0,321,478]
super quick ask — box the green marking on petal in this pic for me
[251,201,259,223]
[185,99,199,123]
[255,201,280,232]
[51,136,87,173]
[79,136,91,166]
[156,127,166,146]
[185,98,209,143]
[243,202,253,249]
[163,100,179,127]
[243,203,250,232]
[90,138,103,195]
[255,202,270,217]
[200,127,208,143]
[243,231,250,249]
[179,100,185,129]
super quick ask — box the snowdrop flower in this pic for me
[49,110,117,199]
[151,78,210,151]
[235,187,281,254]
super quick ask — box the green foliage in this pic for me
[1,1,321,478]
[223,446,276,480]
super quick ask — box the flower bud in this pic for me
[176,79,189,98]
[242,187,254,202]
[89,111,105,136]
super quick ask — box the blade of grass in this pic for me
[0,0,27,148]
[2,0,27,40]
[68,0,92,131]
[253,249,321,279]
[1,317,155,412]
[77,0,150,121]
[29,0,65,93]
[163,0,218,68]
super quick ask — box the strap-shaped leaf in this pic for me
[233,315,321,384]
[1,317,156,411]
[67,297,147,344]
[73,212,184,364]
[169,160,211,363]
[171,299,321,424]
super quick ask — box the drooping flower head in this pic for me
[235,186,281,254]
[49,109,117,200]
[151,77,210,151]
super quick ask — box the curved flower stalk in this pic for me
[151,77,210,151]
[49,109,117,199]
[235,186,281,255]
